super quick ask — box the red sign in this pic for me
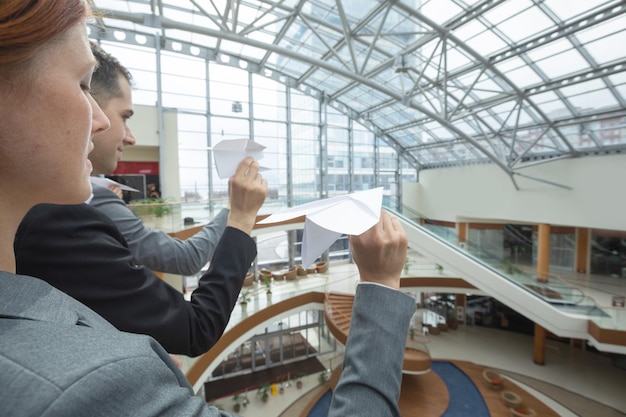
[113,161,159,175]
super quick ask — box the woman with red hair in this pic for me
[0,1,414,416]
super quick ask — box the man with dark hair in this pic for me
[87,41,228,275]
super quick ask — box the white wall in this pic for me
[403,154,626,231]
[126,104,180,201]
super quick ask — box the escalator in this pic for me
[387,207,626,354]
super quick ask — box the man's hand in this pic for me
[226,157,268,234]
[349,211,408,290]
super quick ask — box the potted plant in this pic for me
[482,368,504,390]
[256,383,271,403]
[239,288,253,305]
[318,370,330,385]
[232,391,249,412]
[243,271,254,287]
[285,266,297,280]
[232,394,242,413]
[132,197,173,218]
[261,272,272,294]
[293,373,304,389]
[315,261,328,273]
[501,390,523,408]
[510,406,536,416]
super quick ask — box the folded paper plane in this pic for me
[258,187,383,267]
[90,176,140,193]
[212,138,269,179]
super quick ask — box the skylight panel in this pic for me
[533,49,589,79]
[524,38,574,62]
[482,0,532,24]
[564,88,618,112]
[453,19,488,41]
[576,14,626,43]
[504,65,543,89]
[445,46,473,71]
[492,7,554,44]
[544,0,610,22]
[419,0,463,26]
[494,56,529,74]
[585,31,626,65]
[559,79,606,97]
[463,29,508,57]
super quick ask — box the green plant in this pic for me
[261,272,272,293]
[232,393,248,412]
[131,197,173,218]
[256,383,271,403]
[239,288,253,305]
[318,370,330,385]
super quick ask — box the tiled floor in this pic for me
[183,259,626,416]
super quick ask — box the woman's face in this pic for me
[0,23,109,207]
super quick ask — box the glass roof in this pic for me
[89,0,626,185]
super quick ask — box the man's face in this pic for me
[89,73,135,175]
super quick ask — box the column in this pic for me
[455,293,466,325]
[575,227,590,273]
[457,222,467,248]
[536,223,550,283]
[533,323,546,365]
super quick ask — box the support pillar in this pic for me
[575,228,590,273]
[533,323,546,365]
[455,293,466,325]
[457,222,467,247]
[537,224,551,283]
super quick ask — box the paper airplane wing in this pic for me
[257,196,345,224]
[301,217,342,267]
[213,139,267,178]
[303,187,383,235]
[258,187,383,225]
[90,177,140,193]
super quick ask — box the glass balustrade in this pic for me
[386,201,610,323]
[131,196,623,332]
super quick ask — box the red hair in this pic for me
[0,0,89,70]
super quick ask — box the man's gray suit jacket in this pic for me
[89,181,228,276]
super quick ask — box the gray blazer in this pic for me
[0,273,414,416]
[90,180,228,276]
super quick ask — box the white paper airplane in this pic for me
[90,176,140,192]
[212,138,269,178]
[258,187,383,267]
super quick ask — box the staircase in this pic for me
[324,291,432,374]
